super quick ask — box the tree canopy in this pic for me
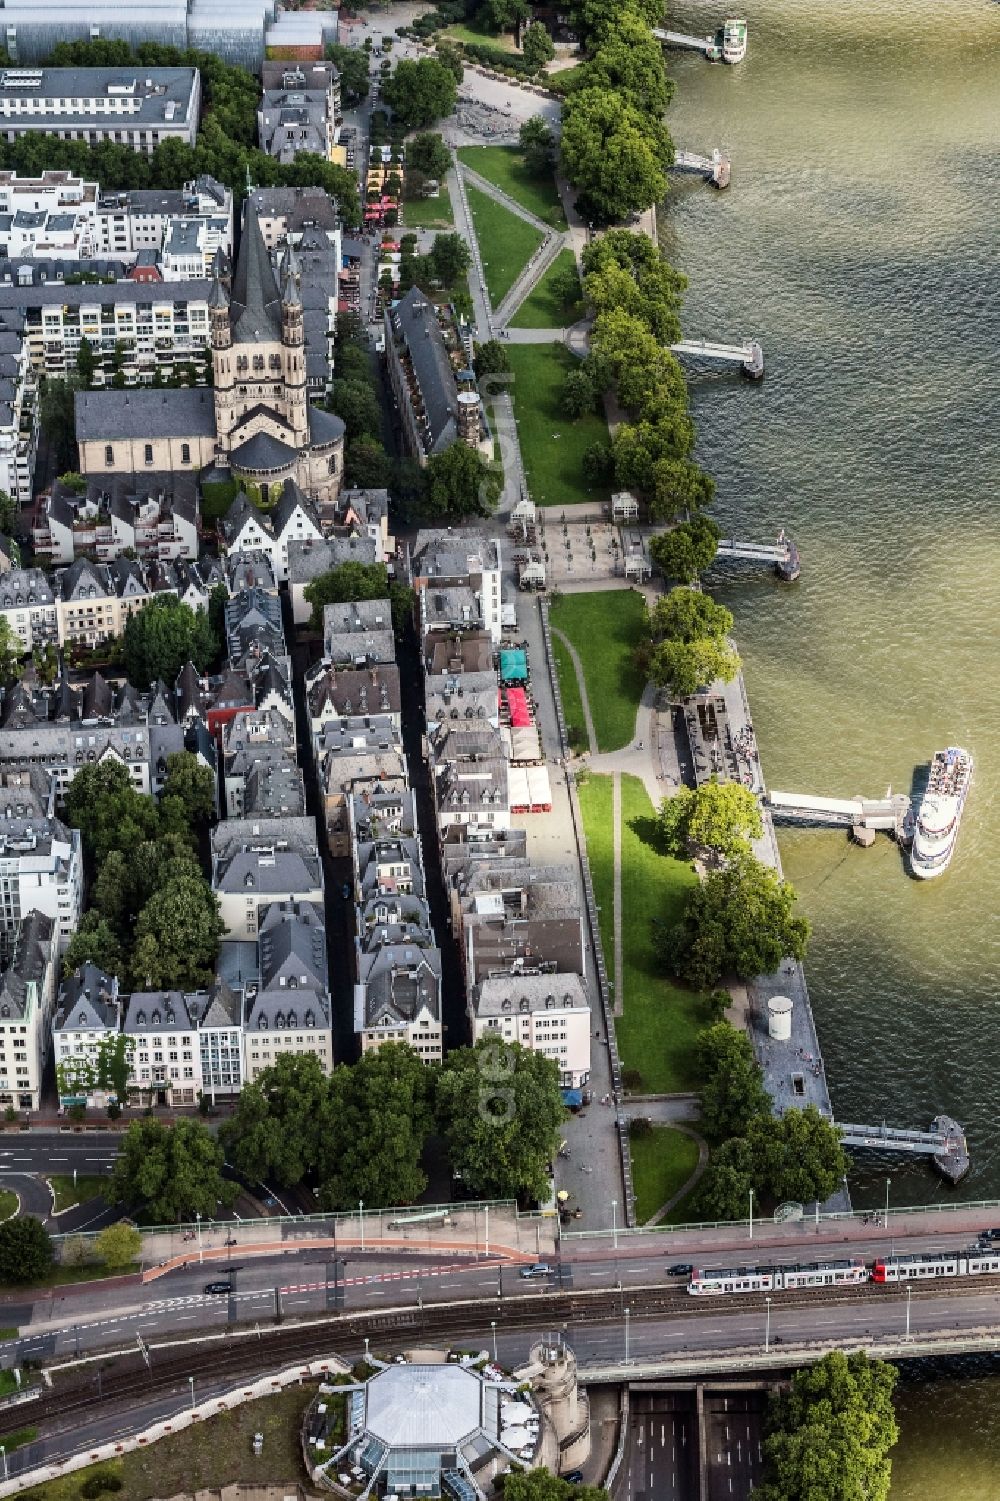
[320,1044,438,1209]
[648,515,721,579]
[504,1471,608,1501]
[221,1052,333,1189]
[131,871,224,991]
[326,43,371,105]
[303,560,391,632]
[94,1221,142,1270]
[519,116,556,174]
[0,1216,53,1284]
[758,1352,898,1501]
[383,59,458,129]
[645,587,739,700]
[423,443,501,519]
[696,1023,773,1143]
[437,1038,564,1202]
[110,1118,235,1222]
[561,86,673,225]
[122,595,218,689]
[522,22,556,70]
[658,780,763,862]
[159,750,216,835]
[64,760,162,868]
[407,132,452,180]
[659,853,810,989]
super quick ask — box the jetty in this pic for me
[670,337,764,379]
[672,148,731,189]
[839,1116,969,1185]
[767,789,912,839]
[716,532,800,580]
[652,27,717,56]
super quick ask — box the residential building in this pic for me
[429,725,511,835]
[314,716,406,856]
[0,313,38,505]
[0,567,57,653]
[411,529,504,645]
[94,176,232,266]
[245,760,307,820]
[0,767,84,956]
[122,989,201,1106]
[248,185,341,251]
[34,481,199,567]
[187,983,243,1101]
[221,708,297,819]
[225,550,277,597]
[306,658,402,741]
[0,66,200,153]
[471,973,591,1088]
[0,170,98,260]
[322,598,395,668]
[287,534,382,626]
[384,286,487,465]
[243,900,332,1084]
[212,827,323,939]
[0,909,57,1109]
[259,62,340,164]
[224,585,285,661]
[53,555,171,650]
[425,669,498,730]
[354,940,443,1063]
[219,481,324,585]
[424,629,494,677]
[52,962,122,1110]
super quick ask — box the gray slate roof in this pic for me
[75,387,215,441]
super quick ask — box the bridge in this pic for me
[672,147,731,188]
[670,337,764,379]
[767,788,912,834]
[716,532,799,579]
[652,27,716,55]
[839,1114,969,1182]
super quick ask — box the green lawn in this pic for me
[465,183,545,307]
[0,1187,17,1221]
[552,632,589,752]
[510,247,581,329]
[402,184,454,229]
[630,1127,701,1224]
[576,773,615,984]
[549,590,647,752]
[506,342,611,509]
[458,145,566,228]
[47,1174,109,1214]
[444,20,517,50]
[577,773,705,1094]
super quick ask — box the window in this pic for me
[144,443,153,465]
[104,444,114,466]
[181,442,190,464]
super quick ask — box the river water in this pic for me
[661,2,1000,1479]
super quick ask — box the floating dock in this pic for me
[671,337,764,379]
[672,147,731,189]
[839,1116,970,1185]
[716,532,800,580]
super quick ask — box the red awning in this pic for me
[507,687,532,727]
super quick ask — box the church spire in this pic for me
[229,197,282,343]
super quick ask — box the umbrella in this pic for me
[557,1190,570,1203]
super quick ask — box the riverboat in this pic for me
[910,746,973,879]
[705,33,724,62]
[722,17,748,62]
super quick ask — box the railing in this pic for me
[563,1196,1000,1240]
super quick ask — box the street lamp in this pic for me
[905,1283,912,1341]
[484,1204,490,1259]
[196,1211,203,1264]
[491,1321,497,1362]
[359,1199,365,1254]
[0,1443,7,1481]
[749,1187,754,1241]
[611,1199,618,1251]
[885,1177,891,1228]
[624,1306,630,1367]
[764,1296,772,1353]
[188,1376,196,1411]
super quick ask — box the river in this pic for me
[660,1,999,1482]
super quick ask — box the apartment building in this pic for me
[0,67,200,154]
[258,62,340,165]
[0,767,83,956]
[0,312,38,505]
[242,900,332,1084]
[95,176,232,266]
[0,568,57,654]
[211,820,323,939]
[33,483,199,567]
[52,962,122,1110]
[429,724,511,836]
[314,716,406,857]
[471,973,591,1089]
[411,530,503,646]
[322,598,396,669]
[219,482,324,585]
[384,287,488,465]
[0,909,57,1109]
[221,708,297,819]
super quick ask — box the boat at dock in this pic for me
[722,17,748,62]
[910,746,973,879]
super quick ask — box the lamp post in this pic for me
[188,1376,195,1411]
[624,1306,630,1367]
[611,1199,618,1251]
[491,1321,497,1362]
[884,1177,891,1228]
[196,1211,202,1264]
[749,1188,754,1241]
[359,1200,365,1254]
[765,1296,772,1353]
[485,1204,489,1259]
[0,1443,7,1481]
[905,1284,912,1341]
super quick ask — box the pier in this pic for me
[670,337,764,379]
[672,147,731,189]
[839,1116,970,1184]
[767,789,912,837]
[716,532,800,579]
[652,27,717,56]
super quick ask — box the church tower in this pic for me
[280,252,308,448]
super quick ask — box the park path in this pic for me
[645,1126,709,1227]
[456,160,572,326]
[611,771,623,1018]
[458,161,552,234]
[550,626,597,755]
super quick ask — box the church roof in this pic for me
[75,388,216,442]
[230,430,299,474]
[308,404,346,447]
[230,199,283,345]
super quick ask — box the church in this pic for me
[75,201,346,504]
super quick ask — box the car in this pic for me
[204,1280,234,1294]
[519,1263,553,1279]
[666,1262,693,1277]
[564,1473,584,1485]
[982,1228,1000,1242]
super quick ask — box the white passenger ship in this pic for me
[911,746,973,879]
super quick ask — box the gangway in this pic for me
[767,789,912,834]
[670,337,764,379]
[672,148,731,189]
[716,531,799,579]
[652,28,716,55]
[838,1115,969,1184]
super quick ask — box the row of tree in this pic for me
[0,40,359,218]
[62,757,223,992]
[639,586,740,701]
[559,0,675,223]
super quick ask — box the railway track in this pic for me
[5,1274,999,1440]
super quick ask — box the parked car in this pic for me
[204,1280,233,1294]
[666,1262,693,1277]
[564,1472,584,1485]
[519,1263,552,1280]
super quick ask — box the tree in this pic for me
[561,367,597,419]
[32,641,60,686]
[695,1023,770,1142]
[39,377,79,474]
[110,1119,235,1222]
[328,378,383,441]
[437,1038,564,1201]
[221,1053,332,1189]
[320,1044,437,1209]
[650,587,732,646]
[583,441,615,485]
[583,10,672,116]
[383,59,458,130]
[478,0,528,33]
[583,231,687,344]
[548,260,583,317]
[434,42,466,85]
[131,872,224,991]
[423,443,500,519]
[522,21,556,70]
[474,340,512,382]
[648,517,721,582]
[561,87,673,224]
[325,43,371,105]
[0,1216,53,1284]
[0,488,15,536]
[303,560,390,631]
[649,636,740,699]
[63,760,161,868]
[567,0,666,48]
[758,1352,898,1501]
[62,913,124,978]
[429,232,471,286]
[94,1221,142,1271]
[657,780,762,861]
[74,335,96,387]
[660,854,810,989]
[519,115,555,174]
[407,131,451,180]
[0,618,21,683]
[750,1106,848,1208]
[649,458,716,522]
[345,438,393,490]
[122,596,217,689]
[504,1472,608,1501]
[159,751,216,834]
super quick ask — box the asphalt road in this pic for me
[626,1391,699,1501]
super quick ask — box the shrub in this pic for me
[81,1474,124,1498]
[621,1067,644,1091]
[629,1116,653,1138]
